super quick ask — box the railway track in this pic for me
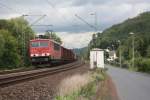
[0,61,84,88]
[0,68,35,75]
[0,62,71,75]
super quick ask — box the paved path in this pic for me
[106,64,150,100]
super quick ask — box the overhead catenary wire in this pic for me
[46,0,99,32]
[0,1,24,16]
[21,14,47,64]
[1,8,44,65]
[32,24,53,32]
[0,1,26,66]
[29,15,47,26]
[0,2,17,13]
[45,0,77,28]
[32,24,53,37]
[0,1,47,65]
[75,14,96,30]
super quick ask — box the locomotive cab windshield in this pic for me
[31,41,48,47]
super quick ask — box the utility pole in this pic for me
[129,32,135,68]
[32,24,53,39]
[21,15,26,66]
[118,40,122,67]
[90,12,98,48]
[21,14,46,66]
[92,34,97,47]
[90,12,97,33]
[46,30,53,39]
[75,14,98,48]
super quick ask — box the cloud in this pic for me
[56,32,94,49]
[0,0,150,48]
[0,0,150,32]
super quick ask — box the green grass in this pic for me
[55,68,106,100]
[55,81,96,100]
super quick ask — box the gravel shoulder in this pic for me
[95,74,119,100]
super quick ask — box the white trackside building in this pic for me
[90,48,104,69]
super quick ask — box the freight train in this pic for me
[29,37,76,65]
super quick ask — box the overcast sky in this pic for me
[0,0,150,48]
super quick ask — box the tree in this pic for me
[0,30,20,69]
[45,31,62,44]
[0,17,35,67]
[147,45,150,57]
[0,34,5,58]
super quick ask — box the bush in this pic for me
[80,81,96,99]
[134,58,142,68]
[135,58,150,73]
[119,59,131,69]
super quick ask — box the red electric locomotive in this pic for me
[29,38,75,64]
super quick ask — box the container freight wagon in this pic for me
[29,38,75,65]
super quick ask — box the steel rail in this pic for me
[0,61,84,88]
[0,62,76,75]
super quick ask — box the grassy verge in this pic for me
[55,68,106,100]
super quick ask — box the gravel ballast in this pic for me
[0,64,89,100]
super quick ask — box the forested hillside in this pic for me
[73,47,89,59]
[88,11,150,72]
[90,12,150,49]
[0,17,35,69]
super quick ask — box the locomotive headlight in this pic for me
[47,53,50,56]
[31,54,34,57]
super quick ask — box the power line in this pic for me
[45,0,75,27]
[75,14,96,30]
[0,2,21,14]
[45,0,55,8]
[21,14,47,65]
[29,15,46,26]
[32,24,53,34]
[46,0,98,32]
[33,24,52,26]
